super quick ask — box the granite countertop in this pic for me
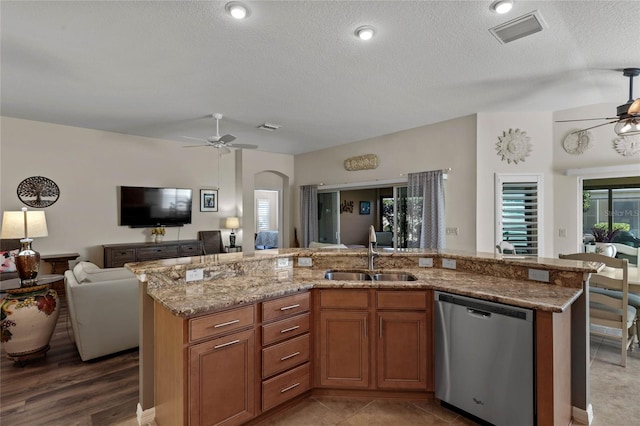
[145,265,584,319]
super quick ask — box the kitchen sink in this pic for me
[324,270,417,281]
[372,273,417,281]
[324,270,372,281]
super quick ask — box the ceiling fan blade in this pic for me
[555,117,618,123]
[181,136,208,142]
[183,145,207,148]
[227,143,258,149]
[219,134,236,143]
[570,120,619,134]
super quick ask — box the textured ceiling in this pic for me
[2,1,639,155]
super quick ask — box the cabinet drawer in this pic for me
[138,245,179,260]
[262,363,310,412]
[262,333,310,378]
[180,243,202,256]
[262,292,310,323]
[377,291,428,310]
[190,305,255,342]
[111,249,136,262]
[262,312,310,346]
[320,289,369,309]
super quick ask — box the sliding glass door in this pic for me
[317,192,339,244]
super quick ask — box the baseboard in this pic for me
[137,403,156,426]
[572,404,593,425]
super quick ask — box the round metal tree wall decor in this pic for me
[17,176,60,208]
[495,128,532,164]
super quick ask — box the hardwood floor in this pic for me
[0,301,139,426]
[2,300,638,425]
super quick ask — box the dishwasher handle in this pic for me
[467,308,491,319]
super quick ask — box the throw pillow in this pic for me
[72,261,101,283]
[0,249,19,273]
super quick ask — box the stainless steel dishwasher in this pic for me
[435,291,534,426]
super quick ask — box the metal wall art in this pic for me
[495,128,532,164]
[562,130,592,155]
[344,154,379,171]
[17,176,60,208]
[612,135,640,157]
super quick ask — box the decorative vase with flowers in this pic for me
[151,226,166,243]
[591,226,619,257]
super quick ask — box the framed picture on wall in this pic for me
[359,201,371,215]
[200,189,218,212]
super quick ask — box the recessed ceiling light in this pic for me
[355,25,375,41]
[490,0,514,14]
[225,2,249,19]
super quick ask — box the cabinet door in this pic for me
[319,311,370,388]
[377,311,429,390]
[189,329,255,426]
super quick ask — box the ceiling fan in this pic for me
[183,113,258,154]
[556,67,640,136]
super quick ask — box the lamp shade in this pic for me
[1,210,48,239]
[225,217,240,229]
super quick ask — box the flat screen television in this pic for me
[120,186,192,227]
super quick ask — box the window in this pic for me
[583,178,640,240]
[257,198,270,231]
[495,174,543,256]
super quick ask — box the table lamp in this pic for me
[225,216,240,248]
[1,208,48,287]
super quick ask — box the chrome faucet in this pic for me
[368,225,379,271]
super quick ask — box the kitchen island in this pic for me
[127,248,597,426]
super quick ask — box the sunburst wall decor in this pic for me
[495,128,532,164]
[612,135,640,157]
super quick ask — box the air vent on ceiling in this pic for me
[258,123,282,131]
[489,10,547,44]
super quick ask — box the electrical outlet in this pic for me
[277,258,289,268]
[297,257,312,267]
[186,268,204,282]
[528,269,550,283]
[442,259,457,269]
[558,228,567,238]
[419,258,433,267]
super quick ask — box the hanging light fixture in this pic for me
[490,0,514,14]
[614,117,640,136]
[225,2,249,19]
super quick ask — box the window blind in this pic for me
[257,199,270,231]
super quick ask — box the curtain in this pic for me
[407,170,445,249]
[300,185,318,248]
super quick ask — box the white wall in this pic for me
[476,112,555,256]
[294,115,478,251]
[0,117,239,266]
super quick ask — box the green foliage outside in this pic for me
[593,222,630,232]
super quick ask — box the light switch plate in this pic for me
[277,258,289,268]
[442,259,457,269]
[186,268,204,282]
[419,258,433,267]
[298,257,312,267]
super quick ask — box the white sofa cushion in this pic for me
[85,268,136,283]
[72,261,101,283]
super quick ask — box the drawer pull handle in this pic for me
[213,319,240,328]
[280,325,300,334]
[280,351,300,361]
[214,339,240,349]
[280,382,300,393]
[279,304,300,311]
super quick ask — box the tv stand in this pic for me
[103,240,203,268]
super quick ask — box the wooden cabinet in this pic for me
[103,240,203,267]
[189,329,255,426]
[260,292,311,412]
[318,290,372,389]
[376,291,432,391]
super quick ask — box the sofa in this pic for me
[64,261,139,361]
[1,239,22,282]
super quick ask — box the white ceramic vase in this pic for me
[595,242,617,257]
